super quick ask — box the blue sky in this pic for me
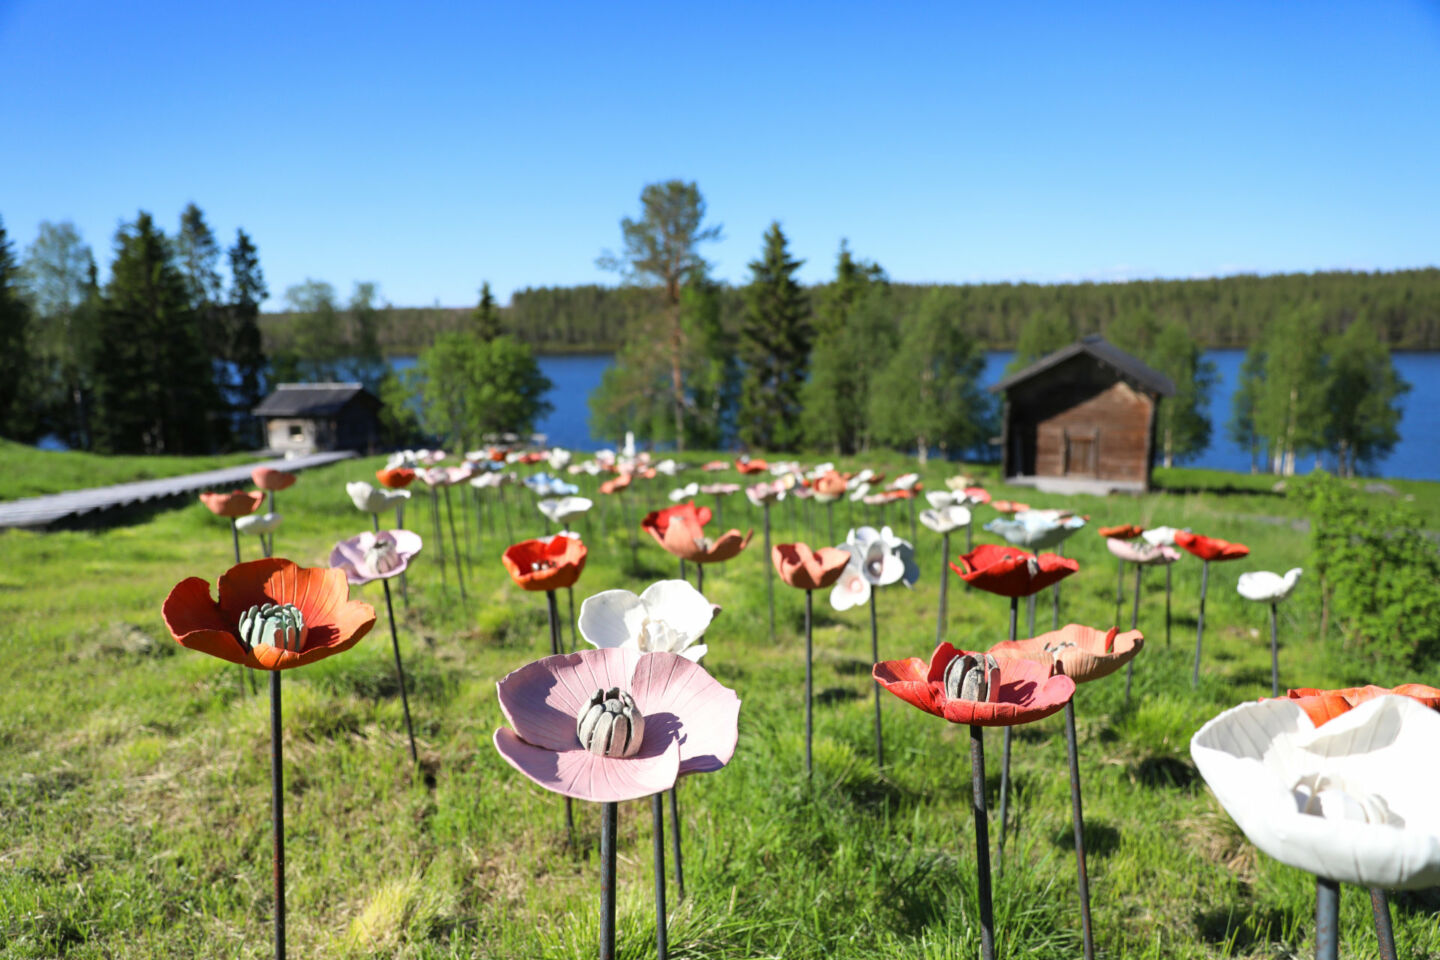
[2,1,1437,308]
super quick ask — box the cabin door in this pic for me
[1063,428,1098,477]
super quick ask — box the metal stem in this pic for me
[1165,562,1172,646]
[1052,541,1064,629]
[936,532,950,645]
[827,501,835,545]
[600,802,617,960]
[1316,876,1339,960]
[567,586,577,653]
[668,786,684,900]
[397,502,408,608]
[1370,887,1398,960]
[1270,602,1280,698]
[680,558,687,583]
[870,590,883,769]
[696,563,704,593]
[382,579,418,764]
[270,671,286,960]
[372,512,380,533]
[1114,557,1125,627]
[999,596,1017,862]
[1065,700,1095,960]
[764,504,775,643]
[1192,561,1209,689]
[443,487,468,605]
[1126,563,1141,705]
[545,589,573,845]
[231,517,242,564]
[652,793,668,960]
[970,725,995,960]
[805,589,814,777]
[430,489,447,588]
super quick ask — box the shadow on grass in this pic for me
[1192,904,1291,953]
[830,656,876,677]
[1131,754,1200,790]
[816,686,862,706]
[1052,819,1121,858]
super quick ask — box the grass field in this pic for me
[1,448,1438,958]
[0,439,258,501]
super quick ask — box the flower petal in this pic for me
[629,651,740,776]
[496,648,639,751]
[162,576,249,665]
[638,579,716,645]
[493,727,681,802]
[578,589,649,650]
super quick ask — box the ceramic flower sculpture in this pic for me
[1236,567,1303,696]
[579,579,718,662]
[235,513,283,557]
[1192,695,1440,960]
[1284,683,1440,725]
[200,490,265,564]
[346,481,411,515]
[1175,531,1251,689]
[537,495,593,529]
[773,542,850,776]
[875,643,1075,960]
[493,647,740,959]
[525,472,580,497]
[1139,526,1187,645]
[164,558,375,960]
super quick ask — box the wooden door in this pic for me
[1064,428,1098,477]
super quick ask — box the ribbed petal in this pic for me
[629,650,740,776]
[494,728,680,802]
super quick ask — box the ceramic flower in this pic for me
[1283,684,1440,726]
[1175,531,1250,562]
[1106,538,1181,565]
[417,467,452,487]
[699,482,741,496]
[773,542,851,591]
[847,469,875,490]
[944,475,981,492]
[989,624,1144,684]
[735,457,769,475]
[643,501,713,545]
[989,499,1030,514]
[493,647,741,803]
[951,544,1078,598]
[746,480,786,507]
[1190,695,1440,889]
[162,558,376,670]
[1141,525,1185,547]
[537,496,593,526]
[702,460,729,472]
[330,529,423,585]
[346,481,412,514]
[579,579,718,662]
[829,561,873,611]
[890,472,921,492]
[525,472,580,497]
[1237,568,1303,603]
[502,535,588,591]
[984,510,1086,551]
[841,525,919,590]
[1098,524,1145,540]
[920,505,972,534]
[547,448,572,470]
[874,642,1075,726]
[599,472,632,495]
[812,471,851,501]
[200,490,265,518]
[668,482,701,502]
[376,466,416,489]
[848,482,872,502]
[654,459,683,476]
[235,512,283,536]
[644,502,752,564]
[251,467,297,492]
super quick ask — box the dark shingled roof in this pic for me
[988,335,1176,397]
[253,383,378,417]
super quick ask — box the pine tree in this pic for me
[802,242,888,453]
[227,229,268,447]
[176,204,231,447]
[472,281,503,340]
[1324,315,1410,475]
[738,222,811,451]
[1006,308,1073,373]
[0,216,35,440]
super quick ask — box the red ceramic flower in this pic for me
[950,543,1078,598]
[251,467,297,492]
[735,458,769,475]
[1098,524,1144,540]
[642,502,714,548]
[648,503,752,563]
[772,542,851,591]
[873,642,1075,726]
[376,467,416,489]
[1174,531,1250,562]
[989,624,1144,684]
[989,499,1031,514]
[162,558,376,670]
[199,490,265,518]
[1283,684,1440,726]
[502,535,588,591]
[964,486,992,505]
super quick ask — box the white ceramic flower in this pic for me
[925,490,963,510]
[579,579,717,662]
[654,458,682,476]
[848,482,871,502]
[668,482,701,502]
[1190,695,1440,889]
[890,472,921,491]
[746,481,786,507]
[840,526,916,589]
[235,512,283,535]
[920,505,972,534]
[547,448,572,470]
[1141,525,1186,547]
[829,561,872,611]
[944,474,979,491]
[806,462,835,480]
[1237,568,1303,604]
[537,496,593,525]
[346,481,412,514]
[847,469,874,490]
[984,510,1085,551]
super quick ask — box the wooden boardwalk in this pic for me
[0,451,357,530]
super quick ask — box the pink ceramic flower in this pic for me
[493,647,741,802]
[1104,538,1181,565]
[329,529,424,585]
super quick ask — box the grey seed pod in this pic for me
[237,602,307,653]
[576,687,645,758]
[943,653,1001,702]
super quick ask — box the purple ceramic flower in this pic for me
[329,529,424,585]
[493,647,740,803]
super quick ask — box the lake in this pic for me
[393,350,1440,481]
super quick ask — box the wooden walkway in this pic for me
[0,451,357,530]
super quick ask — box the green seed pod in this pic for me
[237,602,307,653]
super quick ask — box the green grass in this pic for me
[0,439,258,501]
[1,451,1438,958]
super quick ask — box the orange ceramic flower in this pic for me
[646,502,752,563]
[199,490,265,518]
[989,499,1031,514]
[964,486,992,505]
[1097,524,1144,540]
[702,460,729,472]
[599,472,632,495]
[735,458,769,475]
[813,471,851,499]
[772,542,851,591]
[1174,531,1250,562]
[1283,684,1440,726]
[642,502,714,548]
[162,558,376,670]
[989,624,1144,685]
[950,544,1078,598]
[873,642,1075,726]
[502,535,588,591]
[376,467,416,489]
[251,467,297,492]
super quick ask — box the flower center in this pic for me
[865,556,885,580]
[943,653,1001,702]
[636,617,682,653]
[237,602,307,654]
[576,687,645,758]
[364,536,401,574]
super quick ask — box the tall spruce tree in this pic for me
[738,222,811,451]
[92,212,219,453]
[472,281,502,340]
[176,204,231,447]
[0,217,35,440]
[802,241,888,453]
[1324,316,1409,475]
[227,229,268,447]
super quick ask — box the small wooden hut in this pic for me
[252,383,382,455]
[989,336,1174,494]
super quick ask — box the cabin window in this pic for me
[289,424,304,440]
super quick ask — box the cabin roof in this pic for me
[252,382,379,417]
[989,335,1176,397]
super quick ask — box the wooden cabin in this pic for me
[252,383,382,455]
[989,336,1174,494]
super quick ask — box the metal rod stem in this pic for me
[1370,887,1398,960]
[697,563,704,593]
[870,590,883,769]
[567,586,577,653]
[668,786,684,900]
[1052,542,1063,629]
[600,802,617,960]
[382,579,418,763]
[1165,562,1172,646]
[1270,602,1280,698]
[652,793,668,960]
[999,596,1017,861]
[680,558,687,583]
[1065,700,1095,960]
[443,486,468,605]
[936,532,950,645]
[1126,563,1141,705]
[1114,557,1124,626]
[764,504,775,643]
[231,517,242,564]
[970,725,995,960]
[805,589,814,777]
[1192,561,1209,689]
[1316,876,1339,960]
[270,671,286,960]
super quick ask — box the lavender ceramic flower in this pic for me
[1105,538,1181,565]
[493,647,741,803]
[330,529,423,584]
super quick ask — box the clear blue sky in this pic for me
[2,1,1437,309]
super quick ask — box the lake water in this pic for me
[394,350,1440,481]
